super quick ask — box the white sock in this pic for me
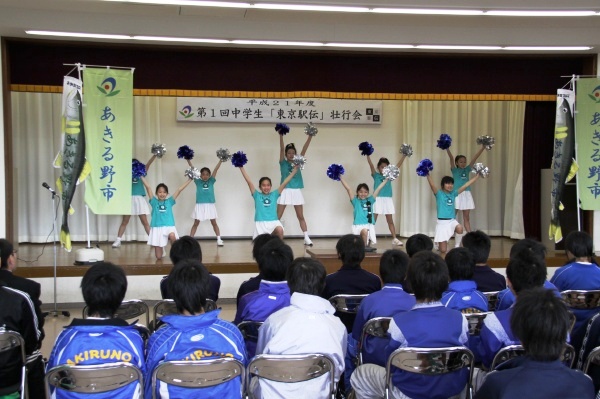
[304,231,310,238]
[115,237,122,241]
[217,236,221,240]
[455,233,464,247]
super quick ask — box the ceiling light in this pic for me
[25,30,131,40]
[372,8,483,16]
[254,3,368,12]
[102,0,251,7]
[417,45,502,50]
[325,43,414,49]
[231,40,324,46]
[486,10,596,17]
[133,35,229,43]
[503,46,593,51]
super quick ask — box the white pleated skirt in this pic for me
[131,195,150,216]
[434,219,460,243]
[373,197,395,215]
[277,188,305,205]
[147,226,179,247]
[253,221,284,239]
[455,191,475,210]
[352,224,377,244]
[192,203,218,221]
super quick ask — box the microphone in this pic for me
[42,182,56,194]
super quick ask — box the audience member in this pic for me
[475,288,594,399]
[47,262,145,398]
[236,233,280,305]
[145,259,246,399]
[441,247,488,312]
[254,257,346,399]
[351,251,469,399]
[405,233,434,257]
[462,231,506,292]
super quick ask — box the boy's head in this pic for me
[167,259,210,315]
[252,234,279,265]
[380,249,410,284]
[511,288,570,362]
[506,250,546,295]
[0,239,16,269]
[286,257,326,296]
[405,234,434,257]
[336,234,365,266]
[81,262,127,318]
[258,239,294,282]
[441,176,454,191]
[565,231,594,259]
[462,230,491,264]
[170,236,202,264]
[445,247,475,281]
[407,251,449,302]
[510,238,547,260]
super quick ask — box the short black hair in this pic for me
[0,238,14,269]
[462,230,491,263]
[405,234,434,257]
[286,257,326,296]
[81,262,127,318]
[356,183,369,194]
[380,250,410,284]
[407,251,449,302]
[565,231,594,258]
[511,288,570,361]
[167,259,210,314]
[445,247,475,281]
[509,238,547,260]
[170,236,202,264]
[155,183,169,194]
[336,234,365,266]
[441,176,454,187]
[376,157,390,168]
[506,250,546,294]
[252,234,279,264]
[258,239,294,281]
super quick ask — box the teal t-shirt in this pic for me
[279,160,304,189]
[253,189,280,221]
[194,176,216,204]
[131,178,146,196]
[435,189,457,219]
[373,172,392,198]
[452,166,472,191]
[149,197,176,227]
[351,196,376,225]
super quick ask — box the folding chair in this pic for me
[583,346,600,375]
[45,362,143,398]
[491,344,575,370]
[357,317,391,365]
[238,321,264,342]
[150,299,218,331]
[152,358,245,399]
[385,346,475,399]
[0,330,26,399]
[561,290,600,309]
[83,299,150,326]
[328,294,368,314]
[483,291,500,312]
[246,354,336,399]
[462,312,490,336]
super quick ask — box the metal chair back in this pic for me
[583,346,600,374]
[561,290,600,309]
[328,294,368,314]
[483,291,500,311]
[237,321,264,342]
[462,312,490,336]
[83,299,150,326]
[0,330,26,399]
[491,343,576,370]
[151,299,217,331]
[357,317,391,365]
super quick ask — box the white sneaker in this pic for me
[304,237,313,246]
[112,239,121,248]
[392,238,403,246]
[217,238,224,246]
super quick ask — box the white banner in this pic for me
[176,97,382,124]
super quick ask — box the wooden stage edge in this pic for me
[13,237,568,279]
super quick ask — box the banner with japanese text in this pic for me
[576,78,600,210]
[83,67,133,214]
[176,97,382,124]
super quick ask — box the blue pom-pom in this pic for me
[231,151,248,168]
[132,159,147,179]
[436,133,452,150]
[326,164,345,181]
[275,123,290,135]
[177,145,194,160]
[416,159,434,177]
[358,141,374,156]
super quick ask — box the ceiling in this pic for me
[0,0,599,55]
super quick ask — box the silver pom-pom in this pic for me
[476,135,495,151]
[151,143,167,158]
[400,143,413,157]
[383,165,401,181]
[304,122,318,137]
[292,155,307,170]
[216,148,231,162]
[472,163,490,178]
[185,167,201,180]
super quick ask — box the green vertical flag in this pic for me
[575,78,600,210]
[83,67,133,214]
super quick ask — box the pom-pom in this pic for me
[436,134,452,150]
[132,159,147,179]
[472,162,490,178]
[383,165,400,181]
[416,159,434,177]
[185,167,201,180]
[216,148,231,162]
[400,143,413,157]
[231,151,248,168]
[151,143,167,158]
[476,135,495,151]
[358,141,374,156]
[177,145,194,160]
[292,155,307,170]
[304,122,318,137]
[326,164,345,181]
[275,123,290,135]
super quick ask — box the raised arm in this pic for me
[373,178,390,198]
[212,159,223,178]
[141,176,154,199]
[300,134,313,156]
[366,154,376,175]
[172,177,193,200]
[426,174,438,195]
[469,144,486,168]
[446,148,455,170]
[339,176,354,201]
[239,167,256,195]
[145,154,157,171]
[279,134,285,162]
[458,174,480,194]
[396,154,407,169]
[277,165,299,192]
[186,159,195,168]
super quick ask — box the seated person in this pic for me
[441,247,488,312]
[496,238,559,311]
[47,262,145,398]
[254,257,347,399]
[236,233,280,305]
[475,288,594,399]
[351,251,469,399]
[462,231,506,292]
[477,250,546,369]
[0,281,42,398]
[160,235,220,301]
[146,259,246,399]
[405,233,434,257]
[321,234,382,332]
